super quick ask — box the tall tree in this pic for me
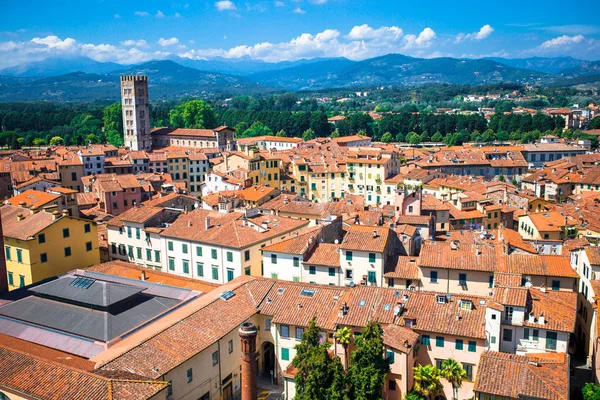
[103,103,123,147]
[346,321,390,400]
[293,317,347,400]
[413,364,442,400]
[334,326,353,369]
[441,359,467,400]
[169,100,218,129]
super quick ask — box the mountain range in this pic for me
[0,54,599,102]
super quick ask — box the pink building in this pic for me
[89,174,142,216]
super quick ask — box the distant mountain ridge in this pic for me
[0,53,599,101]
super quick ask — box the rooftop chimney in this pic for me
[239,322,258,400]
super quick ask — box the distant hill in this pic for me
[250,54,553,90]
[0,60,272,102]
[250,58,356,90]
[485,56,585,75]
[559,60,600,76]
[0,56,123,77]
[0,54,599,101]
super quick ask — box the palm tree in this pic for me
[441,359,467,400]
[413,364,443,400]
[334,326,353,370]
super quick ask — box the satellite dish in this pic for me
[349,281,355,287]
[393,305,400,315]
[525,281,532,288]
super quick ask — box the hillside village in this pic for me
[2,76,600,400]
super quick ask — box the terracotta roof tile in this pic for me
[474,351,569,400]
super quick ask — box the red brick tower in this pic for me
[239,321,258,400]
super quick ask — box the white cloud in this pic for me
[175,12,181,17]
[134,11,150,17]
[346,24,402,41]
[215,1,237,11]
[114,14,121,19]
[456,24,494,43]
[31,35,77,50]
[294,7,306,14]
[121,39,149,48]
[156,10,165,18]
[275,1,284,6]
[403,27,436,49]
[539,34,585,49]
[158,37,179,47]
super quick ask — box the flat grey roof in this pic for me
[30,276,144,308]
[0,294,180,342]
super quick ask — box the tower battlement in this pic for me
[120,75,148,83]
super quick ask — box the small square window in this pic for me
[84,224,91,233]
[62,228,70,238]
[40,253,48,263]
[85,242,92,251]
[38,233,46,244]
[64,247,72,257]
[186,368,193,383]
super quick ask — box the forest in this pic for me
[0,82,598,148]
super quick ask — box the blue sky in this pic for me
[1,0,599,69]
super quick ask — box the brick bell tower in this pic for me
[239,321,258,400]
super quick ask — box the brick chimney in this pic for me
[0,211,7,292]
[239,321,258,400]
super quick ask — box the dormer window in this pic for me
[404,318,416,328]
[459,300,473,310]
[436,295,446,304]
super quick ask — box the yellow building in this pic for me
[2,205,100,290]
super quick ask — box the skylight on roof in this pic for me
[384,304,391,311]
[219,291,235,301]
[358,300,366,306]
[70,277,95,289]
[277,288,285,294]
[300,289,316,297]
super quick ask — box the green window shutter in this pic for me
[455,339,463,350]
[196,246,202,257]
[168,241,173,251]
[346,251,353,261]
[368,271,376,283]
[183,261,189,274]
[168,258,175,271]
[386,350,395,364]
[227,252,233,262]
[211,249,217,259]
[436,336,444,347]
[197,263,204,277]
[212,266,219,280]
[309,266,316,275]
[468,341,476,352]
[329,267,335,276]
[369,253,376,263]
[281,348,290,361]
[227,269,234,282]
[421,335,430,345]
